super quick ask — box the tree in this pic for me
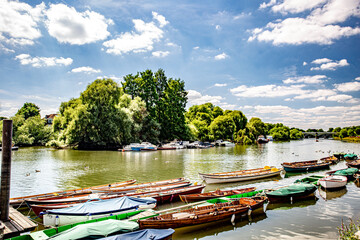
[347,129,356,137]
[355,127,360,136]
[270,126,290,141]
[16,102,40,119]
[210,115,236,140]
[15,116,52,145]
[339,128,348,139]
[290,129,304,140]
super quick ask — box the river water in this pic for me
[4,139,360,239]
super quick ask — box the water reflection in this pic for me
[266,196,318,211]
[318,187,347,200]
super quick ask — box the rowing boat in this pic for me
[281,160,331,172]
[294,175,324,185]
[42,196,157,227]
[318,175,347,189]
[98,229,175,240]
[326,168,359,181]
[346,160,360,169]
[10,179,137,207]
[320,156,340,164]
[265,183,317,203]
[138,197,266,229]
[26,181,191,207]
[199,167,282,184]
[179,187,256,203]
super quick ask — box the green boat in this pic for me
[6,210,157,240]
[265,183,317,203]
[294,175,324,185]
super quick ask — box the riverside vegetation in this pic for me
[0,69,359,149]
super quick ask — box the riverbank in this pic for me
[334,136,360,143]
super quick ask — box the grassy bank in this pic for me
[334,137,360,143]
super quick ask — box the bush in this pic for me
[338,218,360,240]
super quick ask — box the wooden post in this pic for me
[1,120,13,222]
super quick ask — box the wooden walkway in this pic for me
[1,206,37,238]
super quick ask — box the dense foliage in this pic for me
[185,103,247,142]
[15,102,40,119]
[123,69,190,141]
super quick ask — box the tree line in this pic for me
[1,69,359,148]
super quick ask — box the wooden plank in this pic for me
[9,207,37,230]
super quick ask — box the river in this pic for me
[5,139,360,239]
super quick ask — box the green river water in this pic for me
[5,139,360,239]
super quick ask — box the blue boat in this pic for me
[98,228,175,240]
[281,160,331,172]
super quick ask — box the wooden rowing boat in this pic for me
[281,160,331,172]
[326,168,359,181]
[179,187,256,203]
[346,160,360,169]
[318,175,347,189]
[26,181,191,206]
[138,197,266,229]
[320,156,340,164]
[265,183,317,203]
[10,179,137,207]
[199,167,282,184]
[294,175,324,185]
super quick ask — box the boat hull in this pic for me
[318,176,347,189]
[282,160,331,172]
[200,170,282,184]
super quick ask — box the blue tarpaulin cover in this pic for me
[98,229,175,240]
[45,196,156,216]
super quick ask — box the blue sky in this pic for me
[0,0,360,130]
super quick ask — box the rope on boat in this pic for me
[15,200,25,210]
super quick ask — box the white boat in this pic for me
[140,142,157,151]
[318,175,347,189]
[199,167,282,184]
[219,141,235,147]
[121,143,139,152]
[42,196,156,227]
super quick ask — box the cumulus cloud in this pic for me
[152,51,170,58]
[240,104,360,129]
[303,62,307,66]
[0,0,45,47]
[334,81,360,92]
[230,82,357,103]
[230,84,305,98]
[103,12,167,55]
[45,4,112,45]
[250,0,360,45]
[283,75,327,84]
[15,54,73,67]
[214,53,228,60]
[187,90,224,106]
[310,58,349,71]
[71,66,101,74]
[214,83,227,87]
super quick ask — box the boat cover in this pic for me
[344,154,357,159]
[267,183,316,197]
[334,168,358,176]
[45,196,156,216]
[48,219,138,240]
[97,228,175,240]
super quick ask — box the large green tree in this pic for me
[16,102,40,119]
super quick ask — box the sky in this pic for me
[0,0,360,130]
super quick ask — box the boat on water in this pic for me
[138,197,266,229]
[265,183,317,203]
[257,135,269,144]
[318,175,347,189]
[41,196,157,227]
[219,141,235,147]
[318,187,347,201]
[344,153,358,161]
[0,146,19,151]
[179,187,256,203]
[98,228,175,240]
[281,160,331,172]
[294,175,324,185]
[130,142,157,151]
[346,159,360,169]
[320,156,340,164]
[199,167,282,184]
[10,179,137,207]
[326,168,359,181]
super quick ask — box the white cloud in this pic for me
[45,4,112,45]
[303,61,307,66]
[193,46,200,50]
[283,75,327,84]
[250,0,360,45]
[152,51,170,58]
[230,84,305,98]
[71,66,101,74]
[356,77,360,81]
[214,53,228,60]
[97,75,123,82]
[15,54,73,67]
[103,12,167,55]
[269,0,327,14]
[259,0,277,10]
[311,58,332,64]
[152,11,169,27]
[0,0,45,47]
[214,83,227,87]
[215,25,221,30]
[240,104,360,129]
[334,81,360,92]
[187,90,224,106]
[310,59,349,71]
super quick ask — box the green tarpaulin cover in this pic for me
[267,183,316,197]
[48,219,139,240]
[334,168,358,176]
[344,154,357,158]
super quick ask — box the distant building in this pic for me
[45,114,58,125]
